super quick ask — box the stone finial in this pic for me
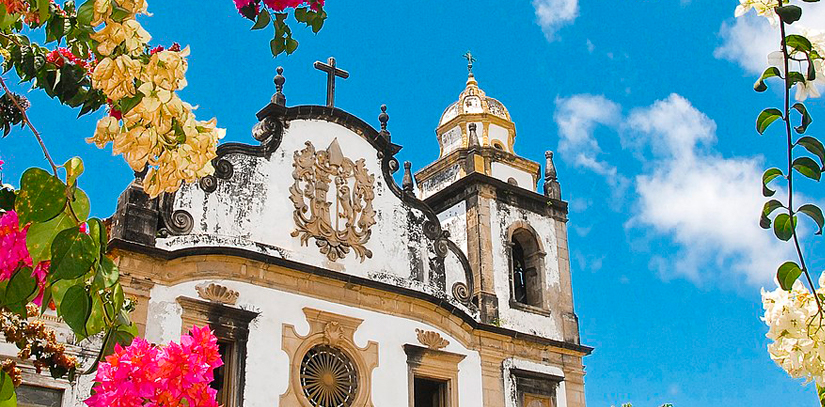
[273,66,286,106]
[196,283,239,305]
[468,123,479,149]
[378,104,390,141]
[544,150,561,200]
[415,329,450,350]
[402,161,414,193]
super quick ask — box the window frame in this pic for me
[404,344,465,407]
[506,223,550,315]
[177,296,259,407]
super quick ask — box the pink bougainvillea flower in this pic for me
[86,326,222,407]
[31,261,51,306]
[0,211,32,281]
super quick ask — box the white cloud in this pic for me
[532,0,578,42]
[554,93,794,286]
[554,94,622,179]
[628,94,792,285]
[586,39,594,53]
[715,3,825,74]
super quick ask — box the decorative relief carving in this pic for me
[195,283,239,305]
[415,329,450,350]
[290,139,376,262]
[281,308,378,407]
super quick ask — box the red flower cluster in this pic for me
[46,48,91,72]
[149,43,182,56]
[85,326,223,407]
[233,0,324,14]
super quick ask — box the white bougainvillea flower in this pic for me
[735,0,780,26]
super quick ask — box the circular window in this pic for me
[300,345,359,407]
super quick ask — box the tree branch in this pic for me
[0,76,59,177]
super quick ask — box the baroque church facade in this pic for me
[8,61,591,407]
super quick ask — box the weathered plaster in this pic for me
[146,279,484,407]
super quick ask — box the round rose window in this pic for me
[299,345,359,407]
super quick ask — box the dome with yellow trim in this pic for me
[436,72,517,158]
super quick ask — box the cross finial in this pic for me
[313,57,350,108]
[463,51,475,74]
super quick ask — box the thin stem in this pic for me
[777,3,825,322]
[0,77,59,176]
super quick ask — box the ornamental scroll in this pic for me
[290,139,376,262]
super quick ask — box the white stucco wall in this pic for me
[438,201,468,295]
[441,126,462,156]
[491,162,534,191]
[157,119,471,313]
[487,124,509,149]
[489,200,562,340]
[145,280,484,407]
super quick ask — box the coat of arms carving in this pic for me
[290,139,376,262]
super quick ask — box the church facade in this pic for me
[10,62,591,407]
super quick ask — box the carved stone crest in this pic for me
[290,139,376,262]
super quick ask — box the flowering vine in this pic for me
[233,0,327,57]
[736,0,825,404]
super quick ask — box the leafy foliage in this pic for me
[235,0,327,57]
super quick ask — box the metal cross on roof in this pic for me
[463,51,476,74]
[313,57,349,108]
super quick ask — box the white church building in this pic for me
[10,60,591,407]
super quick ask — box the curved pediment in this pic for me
[146,105,474,311]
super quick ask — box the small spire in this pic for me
[402,161,414,193]
[544,151,561,200]
[273,66,286,106]
[468,123,480,149]
[378,104,390,141]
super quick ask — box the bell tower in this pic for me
[414,63,581,347]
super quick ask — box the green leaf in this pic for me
[760,199,785,229]
[60,285,90,338]
[15,168,67,225]
[51,226,97,280]
[109,4,129,22]
[777,261,803,291]
[63,157,84,186]
[285,37,298,54]
[251,9,270,30]
[798,204,824,235]
[50,278,81,310]
[270,37,285,57]
[5,267,37,305]
[796,136,824,166]
[0,371,15,401]
[757,108,783,135]
[103,322,137,356]
[26,188,89,265]
[793,156,821,181]
[774,213,797,241]
[762,167,784,197]
[754,67,782,92]
[86,217,106,254]
[788,72,807,89]
[791,103,813,134]
[37,0,49,27]
[85,293,105,336]
[786,34,812,52]
[776,5,802,24]
[118,93,143,115]
[95,256,119,289]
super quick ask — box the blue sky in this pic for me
[2,0,825,406]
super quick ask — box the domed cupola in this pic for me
[414,54,541,200]
[436,63,516,157]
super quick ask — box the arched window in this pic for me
[509,226,545,309]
